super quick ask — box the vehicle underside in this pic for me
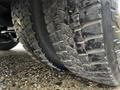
[0,0,12,26]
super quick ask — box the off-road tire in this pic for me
[11,0,67,70]
[11,0,120,86]
[42,0,120,86]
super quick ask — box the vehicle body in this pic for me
[0,0,120,86]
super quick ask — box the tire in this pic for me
[11,0,66,70]
[42,0,120,86]
[11,0,120,86]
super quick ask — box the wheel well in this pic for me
[0,0,12,26]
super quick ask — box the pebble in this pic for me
[0,51,116,90]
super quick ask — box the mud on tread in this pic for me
[11,0,120,86]
[42,0,120,86]
[11,0,60,70]
[42,0,79,68]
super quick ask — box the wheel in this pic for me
[11,0,120,86]
[0,27,18,50]
[11,0,66,69]
[42,0,120,86]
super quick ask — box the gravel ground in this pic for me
[0,44,119,90]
